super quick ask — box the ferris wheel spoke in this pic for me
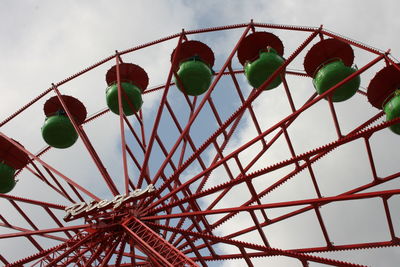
[151,180,218,256]
[122,116,150,189]
[183,241,400,262]
[98,235,124,267]
[53,86,120,196]
[137,33,186,189]
[123,111,150,189]
[145,28,326,209]
[224,146,400,241]
[26,162,80,203]
[0,132,100,201]
[146,73,388,218]
[3,199,75,242]
[79,234,119,266]
[206,110,387,229]
[41,230,107,266]
[42,207,74,239]
[143,188,400,222]
[292,240,400,254]
[41,163,86,202]
[135,94,222,246]
[193,90,319,207]
[0,223,66,243]
[7,242,68,266]
[147,221,366,267]
[0,193,66,211]
[147,24,252,191]
[204,171,400,249]
[14,156,76,203]
[114,56,134,194]
[0,254,9,265]
[0,224,88,240]
[114,236,127,266]
[148,117,396,225]
[138,110,147,148]
[146,48,385,212]
[175,97,200,169]
[124,114,146,153]
[227,63,267,145]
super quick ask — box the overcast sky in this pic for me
[0,1,400,266]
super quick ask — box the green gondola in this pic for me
[0,162,16,193]
[313,60,360,102]
[106,82,143,115]
[384,90,400,134]
[41,112,78,149]
[174,57,213,96]
[244,48,285,90]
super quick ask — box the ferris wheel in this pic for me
[0,21,399,266]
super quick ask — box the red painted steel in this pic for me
[0,136,29,169]
[367,63,400,108]
[115,56,131,194]
[303,38,355,77]
[0,132,99,200]
[237,31,284,65]
[53,86,120,196]
[122,217,199,266]
[43,95,87,125]
[137,32,186,188]
[171,40,215,68]
[106,63,149,90]
[1,21,400,266]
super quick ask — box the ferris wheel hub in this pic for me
[64,184,155,223]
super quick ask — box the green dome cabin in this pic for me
[106,82,143,115]
[244,47,285,90]
[384,91,400,134]
[367,64,400,135]
[313,60,360,102]
[304,38,360,102]
[42,113,78,149]
[171,40,215,96]
[175,57,213,96]
[105,63,149,116]
[0,136,29,193]
[237,32,285,90]
[0,162,16,193]
[41,95,87,149]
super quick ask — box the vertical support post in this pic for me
[137,31,186,188]
[115,54,131,194]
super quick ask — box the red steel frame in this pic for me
[0,21,399,266]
